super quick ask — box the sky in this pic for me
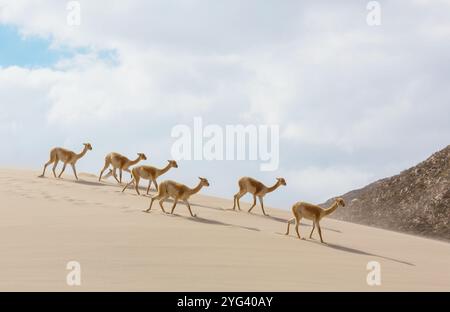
[0,0,449,209]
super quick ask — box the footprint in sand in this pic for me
[66,198,80,204]
[43,194,57,201]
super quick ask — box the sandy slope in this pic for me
[0,168,449,291]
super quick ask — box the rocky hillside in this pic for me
[323,145,450,240]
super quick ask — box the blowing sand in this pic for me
[0,167,449,291]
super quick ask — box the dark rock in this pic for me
[323,145,450,241]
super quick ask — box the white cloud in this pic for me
[0,1,449,204]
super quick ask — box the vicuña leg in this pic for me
[133,176,141,195]
[112,169,120,183]
[122,179,134,193]
[169,199,178,214]
[146,179,152,195]
[285,217,295,235]
[147,198,156,212]
[248,195,257,212]
[233,191,245,210]
[295,216,302,239]
[41,152,56,178]
[40,159,54,177]
[309,221,316,239]
[98,162,110,181]
[159,197,167,213]
[232,194,238,210]
[160,196,169,213]
[184,200,195,217]
[258,196,268,216]
[316,221,324,243]
[145,194,161,212]
[71,164,78,180]
[52,160,59,178]
[58,163,67,178]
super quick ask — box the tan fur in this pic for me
[144,177,210,217]
[122,160,178,195]
[232,177,286,216]
[98,152,147,183]
[285,198,345,243]
[39,143,92,180]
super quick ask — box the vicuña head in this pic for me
[137,153,147,161]
[168,160,178,168]
[285,197,345,244]
[83,143,93,151]
[198,177,210,187]
[335,197,345,207]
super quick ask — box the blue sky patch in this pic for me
[0,25,117,68]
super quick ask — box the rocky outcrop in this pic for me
[323,145,450,240]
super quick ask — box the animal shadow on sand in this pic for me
[124,188,242,213]
[319,240,414,266]
[281,234,414,266]
[191,202,227,212]
[169,212,260,232]
[72,180,106,187]
[39,176,106,187]
[254,213,341,233]
[145,200,260,232]
[122,184,156,194]
[147,197,227,212]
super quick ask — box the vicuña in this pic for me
[122,160,178,195]
[285,197,345,243]
[144,177,210,217]
[232,177,286,216]
[39,143,92,180]
[99,152,147,184]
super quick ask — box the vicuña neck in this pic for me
[323,201,340,217]
[159,163,172,175]
[128,156,142,166]
[267,181,280,193]
[188,182,204,196]
[76,146,88,160]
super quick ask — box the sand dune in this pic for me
[0,168,449,291]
